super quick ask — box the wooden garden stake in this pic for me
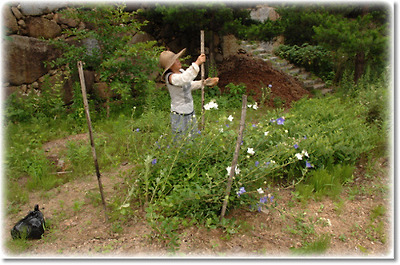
[77,61,108,222]
[220,95,248,221]
[200,30,205,131]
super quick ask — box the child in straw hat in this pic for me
[159,48,219,138]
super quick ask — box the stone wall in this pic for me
[2,3,154,103]
[3,3,75,99]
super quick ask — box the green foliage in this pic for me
[295,164,354,202]
[312,11,389,82]
[48,4,162,112]
[5,75,65,123]
[223,83,246,108]
[275,44,334,81]
[290,233,331,255]
[275,4,389,83]
[140,3,252,39]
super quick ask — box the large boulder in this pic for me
[19,2,67,16]
[25,17,62,39]
[3,5,19,34]
[250,5,280,22]
[4,35,61,85]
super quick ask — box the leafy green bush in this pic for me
[275,43,334,81]
[48,4,162,114]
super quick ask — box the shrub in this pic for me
[275,43,334,81]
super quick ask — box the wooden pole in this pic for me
[77,61,108,222]
[220,95,248,221]
[200,30,205,131]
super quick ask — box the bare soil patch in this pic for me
[217,55,312,108]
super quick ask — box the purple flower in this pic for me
[152,158,157,165]
[303,136,307,139]
[255,161,260,167]
[237,187,246,197]
[135,128,140,132]
[226,124,229,128]
[306,160,313,168]
[268,84,272,88]
[294,144,299,149]
[259,196,268,204]
[265,161,271,167]
[270,119,276,123]
[276,117,285,125]
[252,124,257,128]
[269,195,274,203]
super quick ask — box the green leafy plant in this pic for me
[48,4,162,115]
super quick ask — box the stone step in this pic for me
[288,68,301,75]
[313,83,326,90]
[297,72,310,80]
[279,64,295,71]
[321,88,333,94]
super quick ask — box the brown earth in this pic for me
[217,55,312,108]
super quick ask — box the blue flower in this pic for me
[268,84,272,88]
[269,195,274,203]
[152,158,157,165]
[276,117,285,125]
[259,196,268,204]
[237,187,246,197]
[294,144,299,149]
[306,160,313,168]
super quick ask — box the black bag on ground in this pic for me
[11,204,45,239]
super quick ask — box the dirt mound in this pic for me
[217,55,312,107]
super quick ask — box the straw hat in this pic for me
[159,48,186,79]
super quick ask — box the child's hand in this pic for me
[204,77,219,87]
[195,54,206,66]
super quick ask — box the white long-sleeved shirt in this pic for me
[166,63,202,114]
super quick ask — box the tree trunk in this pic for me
[354,51,365,83]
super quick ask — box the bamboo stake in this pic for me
[220,95,248,221]
[77,61,108,222]
[200,30,205,131]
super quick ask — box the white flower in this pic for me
[226,165,240,175]
[235,166,241,175]
[247,104,252,108]
[257,188,264,194]
[264,131,269,136]
[252,102,258,110]
[204,100,218,110]
[302,150,309,157]
[227,115,234,122]
[247,148,255,155]
[295,153,303,160]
